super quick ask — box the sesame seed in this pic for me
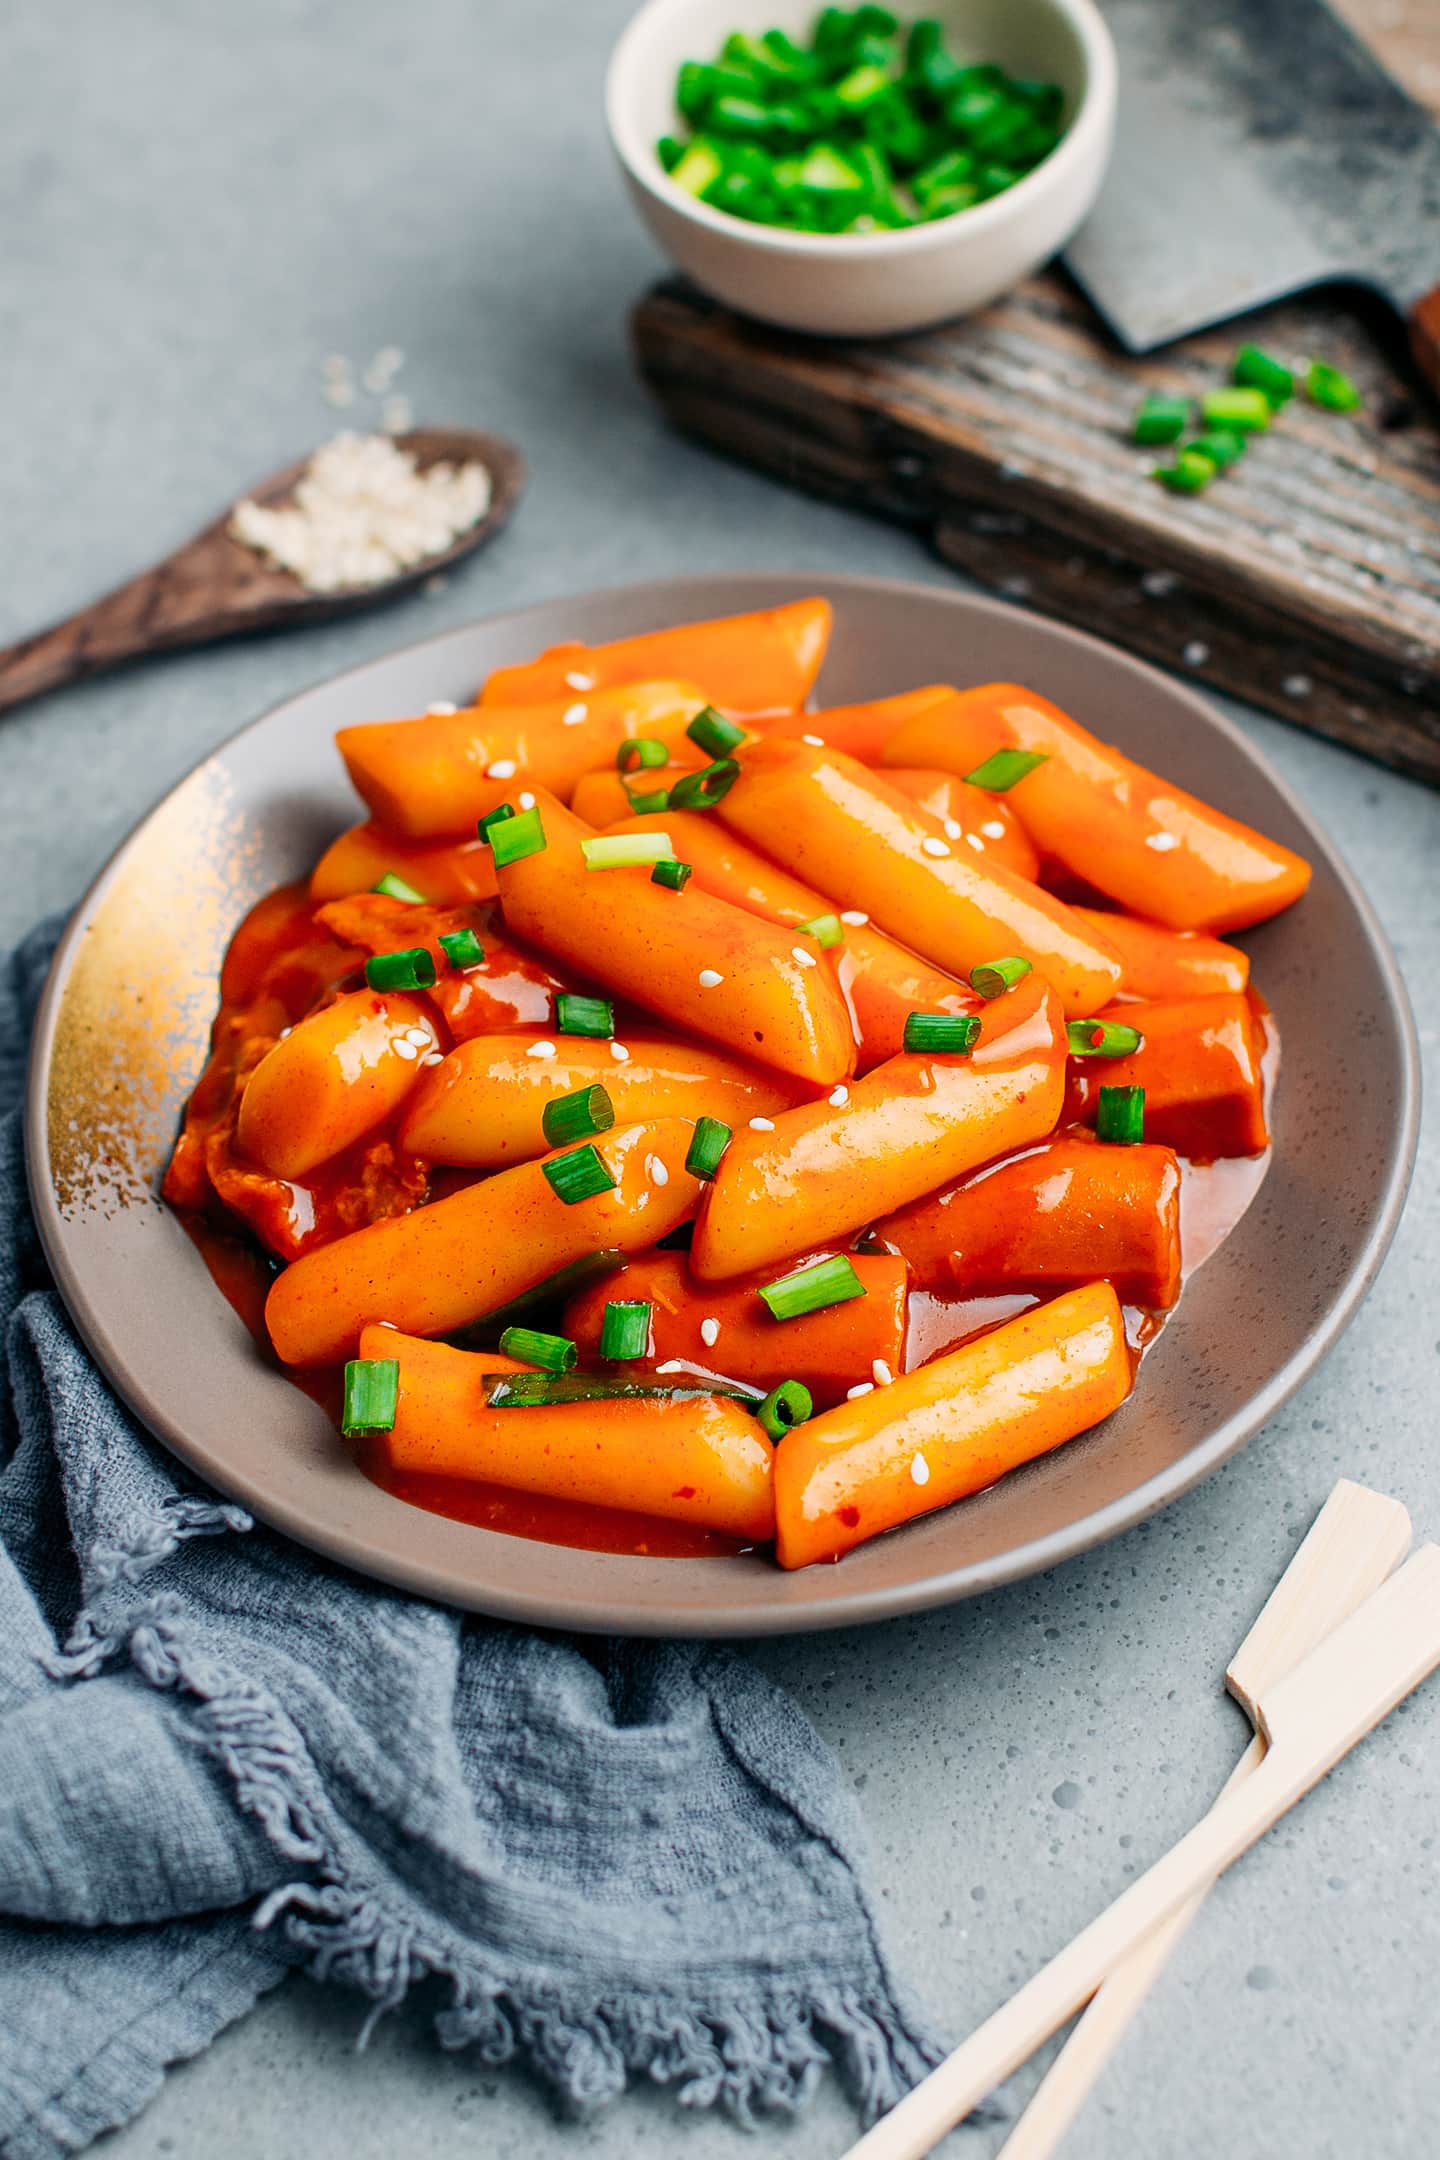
[791,946,817,968]
[846,1382,875,1400]
[561,703,588,726]
[564,671,595,692]
[422,1051,444,1066]
[518,791,536,810]
[921,836,950,858]
[871,1358,894,1387]
[943,817,963,840]
[1182,640,1210,667]
[610,1042,631,1062]
[700,1317,720,1348]
[656,1359,686,1375]
[393,1038,419,1061]
[910,1453,930,1486]
[828,1085,849,1107]
[1145,832,1181,853]
[426,700,458,716]
[526,1040,557,1059]
[840,910,869,927]
[980,820,1006,839]
[647,1155,670,1186]
[362,345,405,394]
[405,1028,433,1049]
[698,968,724,988]
[748,1116,775,1131]
[965,832,985,852]
[802,733,826,747]
[229,432,490,594]
[1283,674,1313,698]
[486,759,517,779]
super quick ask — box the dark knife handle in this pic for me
[1411,289,1440,401]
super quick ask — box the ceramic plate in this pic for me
[26,574,1419,1635]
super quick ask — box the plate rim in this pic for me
[25,570,1422,1635]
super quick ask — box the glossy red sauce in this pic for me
[170,885,1278,1560]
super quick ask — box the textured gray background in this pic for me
[3,3,1437,2156]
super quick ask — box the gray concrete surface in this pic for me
[4,4,1437,2156]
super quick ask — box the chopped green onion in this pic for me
[1186,429,1246,471]
[600,1300,653,1360]
[484,1373,754,1408]
[903,1011,981,1054]
[671,137,725,196]
[371,871,425,903]
[1154,450,1216,495]
[651,858,693,891]
[497,1325,577,1374]
[555,993,614,1039]
[686,1116,732,1181]
[964,747,1048,791]
[1306,359,1362,412]
[341,1357,399,1437]
[796,911,844,949]
[666,758,740,811]
[1200,387,1271,433]
[1233,343,1294,406]
[757,1379,813,1441]
[687,705,747,758]
[541,1142,617,1206]
[627,787,671,814]
[438,928,485,971]
[759,1253,867,1323]
[617,736,670,773]
[489,804,546,867]
[969,956,1032,999]
[581,832,676,870]
[476,803,516,844]
[1067,1018,1144,1058]
[1096,1083,1145,1145]
[364,945,436,992]
[1131,394,1190,445]
[542,1083,616,1148]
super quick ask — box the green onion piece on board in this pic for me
[687,705,747,758]
[1186,429,1246,471]
[667,758,740,811]
[1200,387,1271,433]
[796,912,844,949]
[903,1011,982,1054]
[969,956,1032,999]
[489,805,546,866]
[759,1253,867,1323]
[497,1325,577,1374]
[1067,1018,1144,1058]
[757,1379,813,1441]
[1096,1083,1145,1145]
[581,832,676,870]
[541,1143,617,1206]
[1233,343,1294,405]
[1306,359,1363,412]
[600,1300,653,1360]
[617,736,670,773]
[1154,450,1217,495]
[542,1084,616,1148]
[364,945,436,992]
[554,993,614,1039]
[341,1358,399,1437]
[477,803,516,844]
[685,1116,732,1181]
[627,788,671,815]
[371,872,425,903]
[1131,396,1190,445]
[437,928,485,971]
[651,858,693,891]
[963,747,1048,790]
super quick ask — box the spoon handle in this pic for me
[0,564,187,714]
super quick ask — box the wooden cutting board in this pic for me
[632,3,1440,786]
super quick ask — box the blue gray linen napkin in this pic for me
[0,919,941,2157]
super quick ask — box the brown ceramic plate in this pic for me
[26,574,1419,1636]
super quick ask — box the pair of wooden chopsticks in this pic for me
[844,1480,1436,2160]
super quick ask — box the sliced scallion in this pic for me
[371,872,425,903]
[1131,394,1190,446]
[438,928,485,971]
[969,956,1032,999]
[617,736,670,773]
[685,1116,732,1181]
[581,832,676,870]
[341,1357,399,1437]
[964,747,1048,791]
[651,858,693,891]
[1306,359,1362,412]
[1096,1083,1145,1144]
[542,1083,615,1148]
[627,787,671,814]
[686,705,747,759]
[1155,451,1215,495]
[1067,1018,1144,1058]
[903,1011,981,1054]
[1200,386,1271,433]
[477,803,516,844]
[600,1299,652,1360]
[555,993,614,1039]
[758,1253,866,1323]
[757,1379,813,1441]
[364,945,436,992]
[489,804,547,866]
[497,1325,577,1374]
[667,757,740,811]
[796,911,844,948]
[542,1142,617,1206]
[1233,343,1294,406]
[484,1373,754,1407]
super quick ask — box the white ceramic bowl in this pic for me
[606,0,1116,337]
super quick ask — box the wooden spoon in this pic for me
[0,427,524,716]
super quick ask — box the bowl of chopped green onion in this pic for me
[607,0,1115,336]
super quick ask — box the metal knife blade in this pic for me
[1064,0,1440,351]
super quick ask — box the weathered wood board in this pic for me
[634,274,1440,784]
